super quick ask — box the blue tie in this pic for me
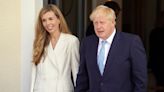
[98,41,106,75]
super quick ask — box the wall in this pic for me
[114,0,122,31]
[21,0,43,92]
[143,0,156,54]
[0,0,42,92]
[0,0,21,92]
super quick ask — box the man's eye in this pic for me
[100,21,104,24]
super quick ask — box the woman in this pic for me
[31,4,79,92]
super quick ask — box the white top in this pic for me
[31,33,79,92]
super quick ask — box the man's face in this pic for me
[93,13,115,40]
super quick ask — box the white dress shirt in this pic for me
[97,28,116,65]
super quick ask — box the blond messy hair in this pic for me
[90,5,116,21]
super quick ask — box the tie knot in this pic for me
[101,40,107,45]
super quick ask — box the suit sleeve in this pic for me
[75,39,89,92]
[130,36,147,92]
[70,37,80,86]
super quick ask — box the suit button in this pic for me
[100,82,103,86]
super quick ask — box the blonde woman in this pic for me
[31,4,79,92]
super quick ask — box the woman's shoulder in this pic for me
[61,33,79,42]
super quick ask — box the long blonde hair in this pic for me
[33,4,71,65]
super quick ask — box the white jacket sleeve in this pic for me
[30,63,36,92]
[70,37,80,86]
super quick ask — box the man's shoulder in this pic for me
[62,33,79,41]
[118,31,139,39]
[115,31,141,44]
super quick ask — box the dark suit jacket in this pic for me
[75,31,147,92]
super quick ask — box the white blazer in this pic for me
[31,33,79,92]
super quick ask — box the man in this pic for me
[75,5,147,92]
[86,0,121,36]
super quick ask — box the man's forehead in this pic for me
[93,14,108,21]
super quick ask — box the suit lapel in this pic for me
[103,31,121,76]
[88,36,102,77]
[46,33,63,69]
[93,37,101,76]
[47,43,58,69]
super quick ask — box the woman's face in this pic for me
[41,11,60,34]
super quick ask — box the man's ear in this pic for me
[112,20,116,26]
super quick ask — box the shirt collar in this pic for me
[99,28,116,44]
